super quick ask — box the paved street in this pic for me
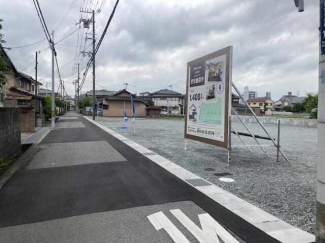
[0,112,313,243]
[0,112,241,243]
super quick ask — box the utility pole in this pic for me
[92,10,96,121]
[51,30,55,129]
[35,51,38,99]
[77,63,80,113]
[35,51,38,127]
[63,80,65,113]
[317,1,325,241]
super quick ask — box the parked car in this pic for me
[161,109,168,115]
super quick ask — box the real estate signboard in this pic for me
[185,46,232,149]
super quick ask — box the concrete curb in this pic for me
[0,128,51,190]
[84,116,315,243]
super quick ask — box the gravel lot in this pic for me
[98,117,317,234]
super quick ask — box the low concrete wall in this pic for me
[20,107,35,132]
[232,115,317,128]
[0,108,21,160]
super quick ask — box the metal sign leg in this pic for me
[228,116,232,166]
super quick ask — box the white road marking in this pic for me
[148,209,239,243]
[147,211,190,243]
[198,214,240,243]
[170,209,219,243]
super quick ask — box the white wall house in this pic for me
[139,89,185,114]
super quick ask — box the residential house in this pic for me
[38,88,61,98]
[102,89,147,117]
[0,44,43,131]
[0,45,43,107]
[139,89,184,114]
[273,92,305,111]
[84,89,116,103]
[247,97,274,113]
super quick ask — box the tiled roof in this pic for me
[247,97,273,103]
[152,89,182,96]
[86,89,116,96]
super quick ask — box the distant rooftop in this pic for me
[247,97,273,103]
[86,89,116,96]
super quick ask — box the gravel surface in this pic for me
[98,117,317,234]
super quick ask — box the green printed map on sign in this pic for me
[199,98,223,125]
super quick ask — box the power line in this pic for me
[32,0,52,44]
[54,27,80,45]
[6,38,47,50]
[54,0,78,31]
[79,0,120,91]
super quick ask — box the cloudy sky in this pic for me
[0,0,319,100]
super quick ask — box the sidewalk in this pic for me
[0,112,314,243]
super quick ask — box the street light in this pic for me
[294,0,304,12]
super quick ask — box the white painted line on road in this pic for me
[170,209,220,243]
[147,212,191,243]
[198,214,240,243]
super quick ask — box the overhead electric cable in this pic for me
[33,0,52,44]
[79,0,120,90]
[7,38,46,49]
[54,28,80,45]
[54,0,78,31]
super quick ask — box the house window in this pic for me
[103,105,109,110]
[259,103,263,106]
[253,103,257,105]
[20,80,23,88]
[32,85,35,92]
[269,103,272,106]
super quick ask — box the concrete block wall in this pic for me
[20,107,35,132]
[232,115,318,128]
[0,108,21,160]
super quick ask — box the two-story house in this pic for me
[139,89,184,114]
[0,45,42,107]
[247,97,274,114]
[273,92,305,111]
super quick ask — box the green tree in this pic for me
[292,103,304,113]
[146,99,154,106]
[80,97,92,108]
[282,106,292,112]
[302,94,318,113]
[55,98,64,108]
[0,19,9,90]
[43,95,53,120]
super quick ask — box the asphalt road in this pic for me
[0,112,283,243]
